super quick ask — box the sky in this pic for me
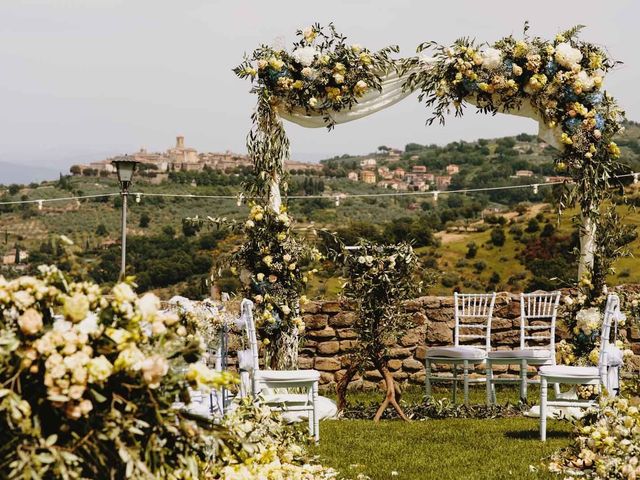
[1,0,639,173]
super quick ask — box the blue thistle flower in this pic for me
[584,92,604,107]
[595,114,605,131]
[545,61,558,76]
[564,118,582,133]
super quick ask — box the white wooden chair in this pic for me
[240,299,321,442]
[539,293,623,441]
[486,291,561,405]
[425,292,496,405]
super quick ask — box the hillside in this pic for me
[0,122,639,299]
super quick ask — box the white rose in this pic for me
[555,42,583,69]
[292,46,318,67]
[480,48,502,70]
[301,67,317,79]
[137,293,160,320]
[77,312,100,336]
[575,70,595,92]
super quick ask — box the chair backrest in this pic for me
[240,299,260,373]
[454,292,496,351]
[598,293,620,384]
[519,291,561,352]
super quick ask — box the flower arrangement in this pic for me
[548,397,640,479]
[0,266,234,479]
[214,398,345,479]
[558,289,635,370]
[235,23,398,129]
[192,205,322,370]
[333,241,422,420]
[402,24,628,223]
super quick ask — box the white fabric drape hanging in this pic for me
[279,68,417,128]
[278,60,564,151]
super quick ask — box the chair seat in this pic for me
[539,365,599,379]
[426,346,487,360]
[264,394,338,422]
[488,349,552,360]
[255,369,320,383]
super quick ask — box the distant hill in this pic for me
[0,161,61,185]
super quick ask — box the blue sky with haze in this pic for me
[1,0,638,174]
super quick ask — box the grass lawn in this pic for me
[312,386,573,479]
[312,417,572,480]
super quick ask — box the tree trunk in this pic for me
[578,210,596,280]
[336,362,359,412]
[373,358,410,422]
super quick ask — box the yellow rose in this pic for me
[608,142,621,158]
[63,293,90,323]
[87,355,113,383]
[268,56,284,71]
[106,327,132,346]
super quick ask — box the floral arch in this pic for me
[234,24,628,367]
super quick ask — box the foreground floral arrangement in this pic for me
[0,267,342,479]
[0,266,234,478]
[549,396,640,479]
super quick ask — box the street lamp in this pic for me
[111,155,139,280]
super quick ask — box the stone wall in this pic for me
[298,294,640,391]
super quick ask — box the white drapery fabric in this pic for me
[278,61,564,151]
[279,68,416,128]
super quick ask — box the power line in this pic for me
[0,172,637,207]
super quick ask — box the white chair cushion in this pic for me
[264,394,338,422]
[488,349,552,360]
[426,346,487,360]
[539,365,599,378]
[255,369,320,383]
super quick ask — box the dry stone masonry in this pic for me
[300,294,640,391]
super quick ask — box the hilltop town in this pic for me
[70,135,322,182]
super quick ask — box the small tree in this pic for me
[95,223,108,236]
[139,213,151,228]
[490,227,506,247]
[336,241,421,421]
[465,242,477,259]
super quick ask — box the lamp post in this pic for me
[111,155,139,280]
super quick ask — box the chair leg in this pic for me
[540,377,548,442]
[463,360,469,407]
[452,363,458,404]
[553,382,561,398]
[307,388,313,437]
[520,359,527,402]
[312,380,319,443]
[425,359,432,397]
[486,360,493,406]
